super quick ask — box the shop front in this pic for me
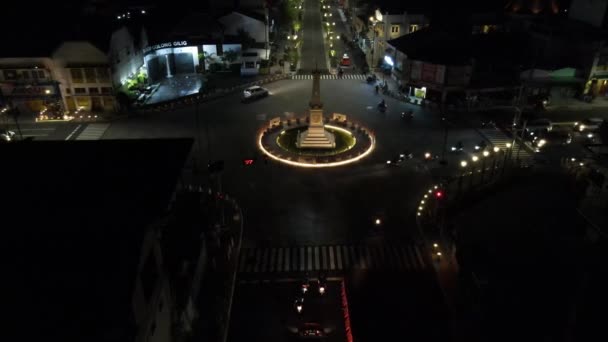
[0,81,62,117]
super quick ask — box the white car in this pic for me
[242,86,269,102]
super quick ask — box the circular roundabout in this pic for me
[258,117,375,168]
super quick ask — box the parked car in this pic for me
[242,86,269,102]
[575,118,604,132]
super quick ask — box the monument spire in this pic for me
[309,61,323,109]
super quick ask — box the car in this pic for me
[298,323,325,339]
[0,129,16,142]
[575,118,604,132]
[340,53,351,67]
[533,131,571,151]
[526,119,553,132]
[242,86,269,101]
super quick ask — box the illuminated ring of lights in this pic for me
[258,124,375,168]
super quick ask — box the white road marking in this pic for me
[65,124,82,140]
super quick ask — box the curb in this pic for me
[135,74,289,114]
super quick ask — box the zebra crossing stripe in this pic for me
[306,247,312,271]
[277,248,283,272]
[407,246,419,271]
[347,246,355,268]
[329,246,335,270]
[360,247,368,269]
[314,246,320,270]
[398,246,410,269]
[238,249,248,272]
[377,246,386,269]
[284,248,290,272]
[336,246,343,270]
[414,246,425,269]
[260,249,268,272]
[253,249,261,272]
[322,246,328,270]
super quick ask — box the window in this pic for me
[89,87,99,94]
[3,70,17,80]
[409,25,419,33]
[38,70,45,78]
[65,88,71,94]
[245,61,255,68]
[101,87,113,94]
[96,68,110,82]
[74,87,86,94]
[391,25,400,33]
[70,68,84,83]
[84,68,96,83]
[21,71,30,79]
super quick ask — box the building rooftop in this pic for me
[3,138,193,342]
[387,29,472,65]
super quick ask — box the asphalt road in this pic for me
[103,78,484,247]
[300,0,328,73]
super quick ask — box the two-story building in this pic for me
[0,41,116,118]
[365,2,430,69]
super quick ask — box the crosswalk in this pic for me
[479,128,534,160]
[75,123,110,140]
[238,244,428,274]
[290,74,366,80]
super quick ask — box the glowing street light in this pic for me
[506,142,512,148]
[460,161,468,167]
[493,146,500,153]
[433,243,438,248]
[472,155,479,162]
[483,150,490,157]
[375,218,381,225]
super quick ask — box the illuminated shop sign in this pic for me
[143,41,189,53]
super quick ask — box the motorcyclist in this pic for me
[378,99,386,108]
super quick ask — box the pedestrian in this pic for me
[375,85,379,94]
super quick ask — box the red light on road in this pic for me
[435,191,443,198]
[243,159,255,166]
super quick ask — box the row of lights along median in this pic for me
[459,145,513,191]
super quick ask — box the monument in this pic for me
[296,68,336,149]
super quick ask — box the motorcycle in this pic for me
[366,74,377,84]
[451,141,464,152]
[378,101,387,112]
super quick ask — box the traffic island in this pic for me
[259,120,374,167]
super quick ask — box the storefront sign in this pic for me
[143,41,189,53]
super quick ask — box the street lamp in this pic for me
[458,160,468,193]
[481,150,490,184]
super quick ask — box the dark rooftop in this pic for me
[3,138,193,342]
[387,29,472,65]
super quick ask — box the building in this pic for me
[3,138,194,342]
[365,3,430,68]
[386,29,473,105]
[109,24,149,87]
[0,41,116,118]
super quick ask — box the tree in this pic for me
[221,50,240,65]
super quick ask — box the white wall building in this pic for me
[109,25,149,87]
